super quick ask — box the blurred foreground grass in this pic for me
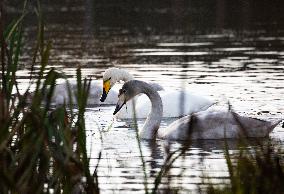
[0,1,99,193]
[206,140,284,194]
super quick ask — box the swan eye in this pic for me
[118,89,126,97]
[122,89,127,94]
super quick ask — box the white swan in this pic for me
[100,67,163,102]
[101,68,214,118]
[50,80,118,105]
[113,80,281,140]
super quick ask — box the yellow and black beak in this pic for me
[100,79,111,102]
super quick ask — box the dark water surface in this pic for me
[6,1,284,193]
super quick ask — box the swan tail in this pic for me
[267,119,282,134]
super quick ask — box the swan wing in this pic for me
[161,111,281,140]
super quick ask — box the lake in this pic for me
[6,0,284,193]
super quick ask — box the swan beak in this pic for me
[113,101,125,115]
[100,80,111,102]
[100,89,108,102]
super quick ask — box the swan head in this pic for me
[100,68,133,102]
[101,68,119,102]
[113,80,140,115]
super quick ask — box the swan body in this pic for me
[102,68,213,118]
[51,80,118,105]
[116,90,213,119]
[160,111,281,140]
[113,80,281,140]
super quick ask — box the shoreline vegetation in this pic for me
[1,1,283,194]
[0,1,99,193]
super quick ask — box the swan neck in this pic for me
[139,83,163,139]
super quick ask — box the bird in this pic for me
[38,68,162,106]
[113,80,281,140]
[101,68,214,118]
[50,80,118,105]
[100,67,163,102]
